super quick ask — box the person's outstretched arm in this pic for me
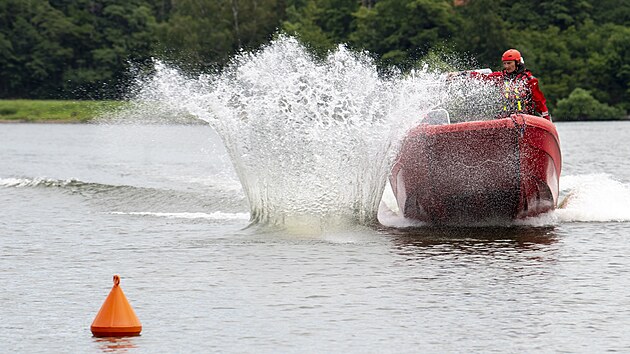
[528,77,550,120]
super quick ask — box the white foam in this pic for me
[554,174,630,222]
[110,211,250,220]
[0,177,30,187]
[0,177,72,188]
[514,211,558,227]
[377,207,426,228]
[377,181,428,227]
[380,180,400,215]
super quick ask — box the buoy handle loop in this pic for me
[113,275,120,286]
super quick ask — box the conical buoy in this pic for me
[91,275,142,337]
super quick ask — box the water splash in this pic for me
[122,36,461,228]
[209,38,399,226]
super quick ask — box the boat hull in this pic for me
[389,115,561,224]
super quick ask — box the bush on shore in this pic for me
[554,88,626,121]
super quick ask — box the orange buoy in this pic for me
[91,275,142,337]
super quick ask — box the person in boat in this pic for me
[470,49,551,121]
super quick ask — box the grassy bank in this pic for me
[0,99,126,123]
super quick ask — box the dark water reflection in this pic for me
[384,226,559,273]
[386,226,557,250]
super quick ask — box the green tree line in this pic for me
[1,0,628,120]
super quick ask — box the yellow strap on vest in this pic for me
[504,80,523,112]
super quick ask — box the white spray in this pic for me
[121,36,457,227]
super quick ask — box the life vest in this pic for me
[499,70,536,117]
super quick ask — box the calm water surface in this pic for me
[1,122,630,353]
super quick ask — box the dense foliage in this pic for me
[555,88,626,120]
[1,0,627,120]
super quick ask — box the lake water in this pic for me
[1,121,630,353]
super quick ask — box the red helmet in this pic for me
[502,49,524,63]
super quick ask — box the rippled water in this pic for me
[1,122,630,353]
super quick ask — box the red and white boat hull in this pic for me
[389,114,561,224]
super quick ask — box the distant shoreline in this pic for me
[0,99,125,123]
[0,99,627,123]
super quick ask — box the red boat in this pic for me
[389,113,561,225]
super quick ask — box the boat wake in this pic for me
[109,211,249,221]
[0,176,247,216]
[554,174,630,223]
